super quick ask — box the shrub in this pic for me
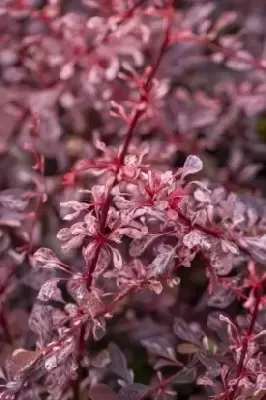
[1,1,266,399]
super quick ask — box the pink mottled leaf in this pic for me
[37,279,62,302]
[129,236,156,257]
[33,247,61,265]
[181,155,203,179]
[148,247,176,277]
[111,247,122,269]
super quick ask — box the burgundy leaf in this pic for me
[117,384,148,400]
[89,384,117,400]
[108,343,133,385]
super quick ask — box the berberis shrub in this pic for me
[1,0,266,399]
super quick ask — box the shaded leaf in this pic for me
[213,11,238,33]
[174,368,197,384]
[197,353,220,378]
[89,384,117,400]
[173,318,202,345]
[0,189,29,211]
[117,384,147,400]
[177,343,200,354]
[0,207,24,228]
[207,286,236,309]
[141,337,175,359]
[108,343,133,385]
[244,235,266,263]
[226,50,253,71]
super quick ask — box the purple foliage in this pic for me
[1,1,266,399]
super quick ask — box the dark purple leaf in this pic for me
[117,384,148,400]
[197,353,220,378]
[141,336,175,359]
[89,384,117,400]
[174,368,197,384]
[108,343,133,385]
[207,286,236,309]
[173,318,202,345]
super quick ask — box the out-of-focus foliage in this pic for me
[1,1,266,400]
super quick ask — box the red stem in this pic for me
[85,22,171,290]
[139,372,180,399]
[228,284,262,400]
[76,14,171,400]
[139,365,196,400]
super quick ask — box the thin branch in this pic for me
[139,366,195,400]
[85,21,171,290]
[228,284,262,400]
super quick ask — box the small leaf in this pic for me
[244,235,266,263]
[207,286,235,309]
[44,339,75,372]
[197,353,220,378]
[89,383,117,400]
[221,240,239,255]
[44,354,58,371]
[213,11,238,33]
[197,374,215,387]
[37,279,61,301]
[174,368,197,384]
[210,253,234,276]
[61,235,84,253]
[173,318,202,345]
[0,208,23,228]
[29,303,55,346]
[183,230,202,249]
[194,188,211,203]
[0,189,29,211]
[226,50,253,71]
[119,226,147,239]
[154,359,178,370]
[57,228,72,241]
[33,247,61,265]
[91,350,110,368]
[129,236,156,257]
[238,164,261,183]
[117,384,147,400]
[148,249,175,277]
[141,337,175,359]
[177,343,200,354]
[111,247,122,269]
[6,349,42,381]
[181,155,203,179]
[207,312,230,343]
[108,343,133,385]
